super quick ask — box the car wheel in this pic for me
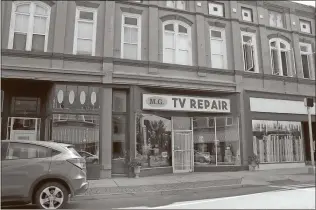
[35,182,69,209]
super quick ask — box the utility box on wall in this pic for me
[304,98,314,107]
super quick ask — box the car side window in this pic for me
[1,142,8,160]
[5,143,52,160]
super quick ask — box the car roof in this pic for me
[1,140,73,149]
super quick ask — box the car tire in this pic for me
[35,182,69,209]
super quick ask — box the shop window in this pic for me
[53,85,100,112]
[193,116,240,166]
[51,114,100,161]
[136,114,172,168]
[73,7,97,56]
[241,7,253,22]
[252,120,304,163]
[11,97,40,115]
[112,115,127,160]
[208,2,224,17]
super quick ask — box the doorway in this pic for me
[7,117,41,140]
[172,117,194,173]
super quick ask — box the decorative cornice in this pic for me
[208,20,226,28]
[160,14,193,26]
[75,1,100,9]
[120,6,143,14]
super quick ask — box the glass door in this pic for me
[172,117,194,173]
[7,117,41,141]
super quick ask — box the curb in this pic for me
[72,182,245,201]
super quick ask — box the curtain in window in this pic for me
[243,44,254,71]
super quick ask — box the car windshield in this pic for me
[66,146,81,157]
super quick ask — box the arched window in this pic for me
[269,38,294,76]
[8,1,51,52]
[163,20,192,65]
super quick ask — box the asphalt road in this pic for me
[2,183,315,209]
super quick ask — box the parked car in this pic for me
[1,140,88,209]
[77,150,99,164]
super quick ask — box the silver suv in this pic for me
[1,140,88,209]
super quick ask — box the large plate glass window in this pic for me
[73,7,97,56]
[8,1,51,51]
[210,27,227,69]
[252,120,304,163]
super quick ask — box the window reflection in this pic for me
[193,116,240,166]
[136,114,172,168]
[113,91,127,112]
[51,114,100,162]
[252,120,304,163]
[112,115,126,160]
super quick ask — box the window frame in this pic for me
[299,19,312,34]
[299,42,314,79]
[269,11,284,28]
[4,142,53,160]
[120,12,142,60]
[241,31,259,73]
[241,7,253,22]
[166,1,186,10]
[8,1,51,52]
[73,6,97,56]
[208,2,225,17]
[269,38,293,77]
[209,26,227,69]
[162,20,192,66]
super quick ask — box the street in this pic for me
[2,183,315,209]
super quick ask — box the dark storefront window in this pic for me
[112,91,128,174]
[193,116,240,166]
[136,113,172,168]
[252,120,304,163]
[51,84,100,162]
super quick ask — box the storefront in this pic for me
[131,87,246,176]
[247,93,316,170]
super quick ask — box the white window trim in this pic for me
[73,6,97,56]
[209,26,227,69]
[166,1,186,10]
[299,20,312,34]
[241,31,259,73]
[121,12,142,60]
[162,20,192,66]
[208,2,224,17]
[8,1,51,51]
[241,7,252,22]
[299,42,315,79]
[269,38,293,77]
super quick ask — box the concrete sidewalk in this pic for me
[73,166,315,201]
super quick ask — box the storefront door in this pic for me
[7,117,41,141]
[172,117,194,173]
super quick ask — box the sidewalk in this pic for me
[73,166,315,201]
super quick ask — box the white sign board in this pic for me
[142,94,231,113]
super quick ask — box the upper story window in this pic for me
[166,1,186,10]
[163,20,192,65]
[73,7,97,56]
[241,31,258,73]
[269,11,284,28]
[210,27,227,69]
[269,38,294,77]
[299,43,314,79]
[121,13,141,60]
[208,2,224,17]
[299,20,312,34]
[241,7,253,22]
[8,1,51,52]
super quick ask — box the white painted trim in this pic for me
[73,6,98,56]
[8,1,51,52]
[241,31,259,73]
[121,12,142,60]
[299,42,315,80]
[162,20,192,66]
[209,26,227,69]
[250,97,316,115]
